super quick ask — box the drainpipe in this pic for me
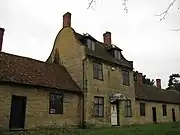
[82,56,87,128]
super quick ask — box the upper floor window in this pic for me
[114,50,121,59]
[122,70,130,85]
[162,104,167,116]
[124,99,132,117]
[140,103,146,116]
[49,93,63,114]
[93,62,103,80]
[94,96,104,117]
[87,39,95,51]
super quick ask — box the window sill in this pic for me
[125,116,132,118]
[49,113,63,115]
[94,115,104,118]
[94,78,104,81]
[123,83,130,86]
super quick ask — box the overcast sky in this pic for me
[0,0,180,88]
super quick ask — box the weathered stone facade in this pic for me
[47,13,136,126]
[135,100,180,124]
[0,84,81,129]
[1,12,180,130]
[84,59,136,126]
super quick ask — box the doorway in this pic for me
[9,95,27,129]
[172,108,176,122]
[111,103,119,126]
[152,107,157,124]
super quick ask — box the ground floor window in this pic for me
[94,96,104,117]
[49,93,63,114]
[124,99,132,117]
[162,104,167,116]
[140,103,146,116]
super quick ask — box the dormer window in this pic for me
[114,50,121,60]
[87,39,95,51]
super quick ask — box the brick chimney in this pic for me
[0,27,5,51]
[63,12,71,27]
[137,72,143,85]
[156,79,161,89]
[103,31,111,45]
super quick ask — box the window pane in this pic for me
[49,93,63,114]
[128,107,132,116]
[94,97,98,104]
[98,70,103,80]
[140,103,145,116]
[93,62,103,80]
[99,105,104,116]
[92,41,95,51]
[99,97,103,104]
[94,105,99,116]
[122,70,129,85]
[114,50,121,59]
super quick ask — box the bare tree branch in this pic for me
[122,0,129,13]
[156,0,178,21]
[170,29,180,31]
[87,0,95,9]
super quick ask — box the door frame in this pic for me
[152,107,157,124]
[172,108,176,122]
[9,95,27,130]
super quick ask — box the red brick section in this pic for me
[63,12,71,27]
[103,31,111,45]
[137,72,143,85]
[0,52,80,92]
[0,27,5,51]
[156,79,161,89]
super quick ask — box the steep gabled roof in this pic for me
[135,83,180,104]
[0,52,80,92]
[74,32,133,69]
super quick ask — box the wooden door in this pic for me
[152,107,157,124]
[172,108,176,122]
[9,95,27,129]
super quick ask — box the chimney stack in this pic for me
[0,27,5,51]
[137,72,143,85]
[63,12,71,27]
[103,31,111,45]
[156,79,161,89]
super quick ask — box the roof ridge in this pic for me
[0,51,51,65]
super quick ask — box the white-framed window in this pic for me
[124,99,132,117]
[87,39,95,51]
[114,50,121,59]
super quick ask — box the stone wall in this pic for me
[0,84,81,129]
[135,100,180,124]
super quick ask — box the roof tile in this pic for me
[0,52,80,92]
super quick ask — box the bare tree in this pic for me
[156,0,179,21]
[87,0,94,9]
[87,0,180,30]
[87,0,179,19]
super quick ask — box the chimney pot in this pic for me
[0,27,5,51]
[156,79,161,89]
[103,31,111,45]
[63,12,71,27]
[137,72,143,85]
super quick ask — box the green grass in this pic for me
[1,122,180,135]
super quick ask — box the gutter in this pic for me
[82,56,87,128]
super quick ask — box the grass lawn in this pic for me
[1,122,180,135]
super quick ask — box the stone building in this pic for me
[0,12,180,130]
[0,28,83,130]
